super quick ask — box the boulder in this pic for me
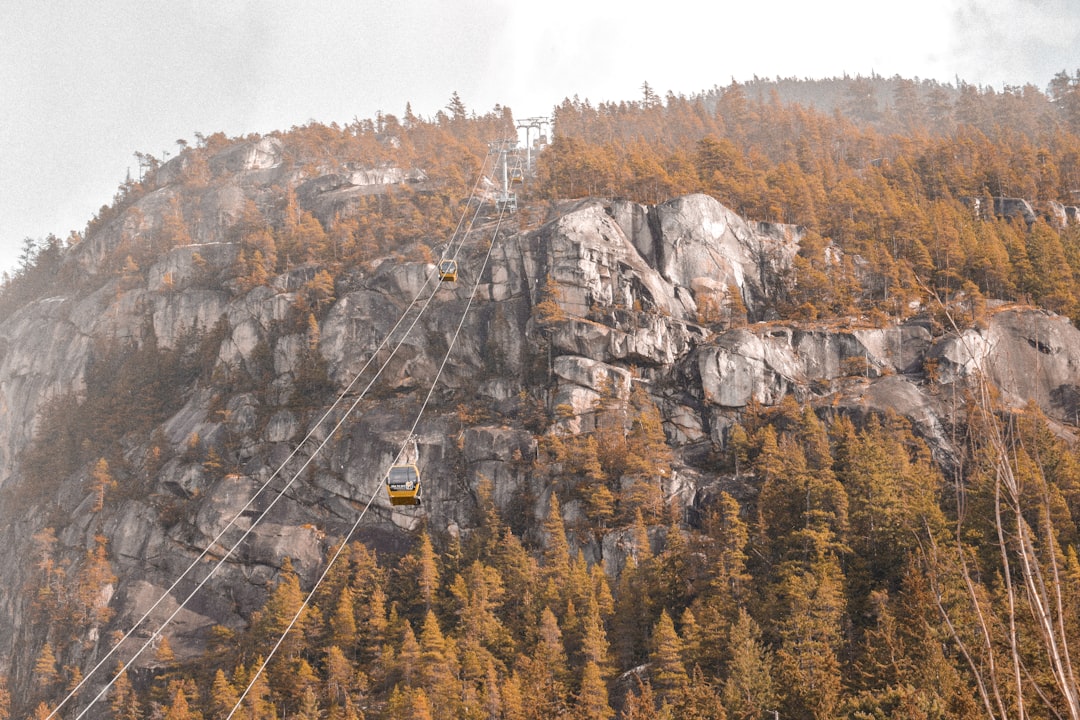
[147,242,240,292]
[650,194,801,318]
[462,426,535,510]
[553,355,632,396]
[208,136,283,174]
[833,374,955,463]
[933,308,1080,423]
[1035,200,1069,227]
[993,197,1037,225]
[552,385,601,433]
[697,328,802,407]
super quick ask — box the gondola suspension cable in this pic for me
[436,153,495,272]
[406,213,507,443]
[72,264,446,719]
[227,189,511,717]
[54,151,498,719]
[437,162,493,282]
[53,271,432,719]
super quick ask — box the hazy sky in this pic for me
[2,0,1078,275]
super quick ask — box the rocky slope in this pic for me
[2,138,1079,694]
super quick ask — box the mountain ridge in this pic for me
[4,77,1080,715]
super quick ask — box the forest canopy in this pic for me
[8,72,1080,327]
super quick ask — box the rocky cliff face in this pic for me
[2,143,1079,689]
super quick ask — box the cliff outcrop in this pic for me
[1,143,1078,694]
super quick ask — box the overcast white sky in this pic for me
[2,0,1078,275]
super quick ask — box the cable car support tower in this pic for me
[489,139,520,213]
[489,117,549,214]
[516,116,550,171]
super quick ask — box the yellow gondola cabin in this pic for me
[438,260,457,282]
[386,464,422,506]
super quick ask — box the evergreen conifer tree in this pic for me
[330,586,358,651]
[575,660,614,720]
[33,642,59,693]
[541,493,572,607]
[649,609,689,702]
[519,608,570,719]
[667,666,728,720]
[110,666,141,720]
[163,685,194,720]
[209,668,240,719]
[621,680,660,720]
[721,608,776,720]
